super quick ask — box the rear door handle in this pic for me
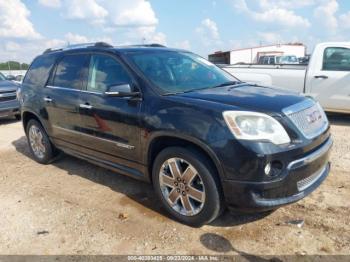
[314,75,328,79]
[79,103,93,109]
[44,97,53,102]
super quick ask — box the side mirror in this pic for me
[104,84,141,98]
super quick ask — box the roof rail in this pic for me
[94,42,113,48]
[43,47,63,54]
[122,43,166,48]
[42,42,165,54]
[64,42,96,50]
[43,42,113,54]
[147,43,166,47]
[136,43,166,48]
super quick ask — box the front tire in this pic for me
[26,119,56,164]
[152,147,223,227]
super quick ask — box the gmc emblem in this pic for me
[306,110,322,124]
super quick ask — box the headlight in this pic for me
[223,111,291,145]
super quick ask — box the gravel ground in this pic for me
[0,115,349,256]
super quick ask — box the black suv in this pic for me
[19,43,332,226]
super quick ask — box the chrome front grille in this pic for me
[283,99,329,139]
[0,90,17,103]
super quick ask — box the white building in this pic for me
[209,43,306,64]
[0,70,27,77]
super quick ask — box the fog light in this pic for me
[264,163,271,175]
[267,161,284,177]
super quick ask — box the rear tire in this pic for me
[152,147,223,227]
[26,119,56,164]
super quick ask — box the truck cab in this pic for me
[223,42,350,114]
[305,42,350,113]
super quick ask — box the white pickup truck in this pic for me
[222,42,350,113]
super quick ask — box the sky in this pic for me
[0,0,350,63]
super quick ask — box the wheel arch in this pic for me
[22,110,47,134]
[146,132,225,182]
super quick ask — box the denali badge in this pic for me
[306,110,322,124]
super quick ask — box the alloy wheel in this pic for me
[28,125,46,159]
[159,158,205,216]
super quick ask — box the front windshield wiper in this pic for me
[162,91,185,96]
[180,81,244,94]
[161,81,247,96]
[213,81,242,88]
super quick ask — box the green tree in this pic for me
[0,61,29,70]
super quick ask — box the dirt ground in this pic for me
[0,115,349,256]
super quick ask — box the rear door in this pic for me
[308,46,350,112]
[78,53,142,162]
[44,53,90,143]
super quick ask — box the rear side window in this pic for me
[53,54,89,90]
[23,55,56,87]
[323,47,350,71]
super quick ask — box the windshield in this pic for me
[0,72,6,81]
[129,51,239,94]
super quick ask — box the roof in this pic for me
[42,42,185,55]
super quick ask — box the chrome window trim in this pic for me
[46,85,102,95]
[46,85,79,92]
[287,138,333,170]
[52,125,135,150]
[104,91,120,96]
[0,107,19,111]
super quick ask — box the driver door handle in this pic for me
[79,103,93,109]
[314,75,328,79]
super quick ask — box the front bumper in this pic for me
[0,99,20,118]
[222,137,333,212]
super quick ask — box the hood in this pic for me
[177,84,306,114]
[0,80,19,92]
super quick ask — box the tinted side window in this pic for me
[87,54,132,93]
[23,55,56,87]
[53,54,89,90]
[323,47,350,71]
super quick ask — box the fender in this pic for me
[21,107,50,135]
[144,130,226,180]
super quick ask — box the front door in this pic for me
[78,53,142,163]
[309,46,350,112]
